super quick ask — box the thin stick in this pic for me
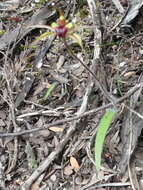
[112,0,124,14]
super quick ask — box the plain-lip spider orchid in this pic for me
[51,14,73,38]
[30,10,82,48]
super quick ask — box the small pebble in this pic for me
[119,61,126,67]
[50,174,57,182]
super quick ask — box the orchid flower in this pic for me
[32,11,83,48]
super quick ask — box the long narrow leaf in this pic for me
[35,31,54,42]
[95,109,117,171]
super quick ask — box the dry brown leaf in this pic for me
[31,182,40,190]
[70,156,80,172]
[124,71,135,78]
[49,127,64,132]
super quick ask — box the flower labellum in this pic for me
[33,10,82,48]
[51,14,71,38]
[55,25,68,38]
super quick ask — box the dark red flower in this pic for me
[55,25,68,38]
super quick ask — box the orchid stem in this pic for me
[63,38,116,104]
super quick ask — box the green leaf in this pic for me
[43,82,57,100]
[68,33,83,49]
[66,23,74,29]
[95,109,117,171]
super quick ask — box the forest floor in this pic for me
[0,0,143,190]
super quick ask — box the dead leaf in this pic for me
[124,71,135,78]
[49,127,64,132]
[70,156,80,172]
[31,183,39,190]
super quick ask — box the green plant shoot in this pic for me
[43,82,57,100]
[95,109,117,171]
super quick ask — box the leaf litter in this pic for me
[1,0,143,190]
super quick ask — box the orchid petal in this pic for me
[68,33,83,49]
[66,23,74,29]
[35,31,54,42]
[51,22,58,28]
